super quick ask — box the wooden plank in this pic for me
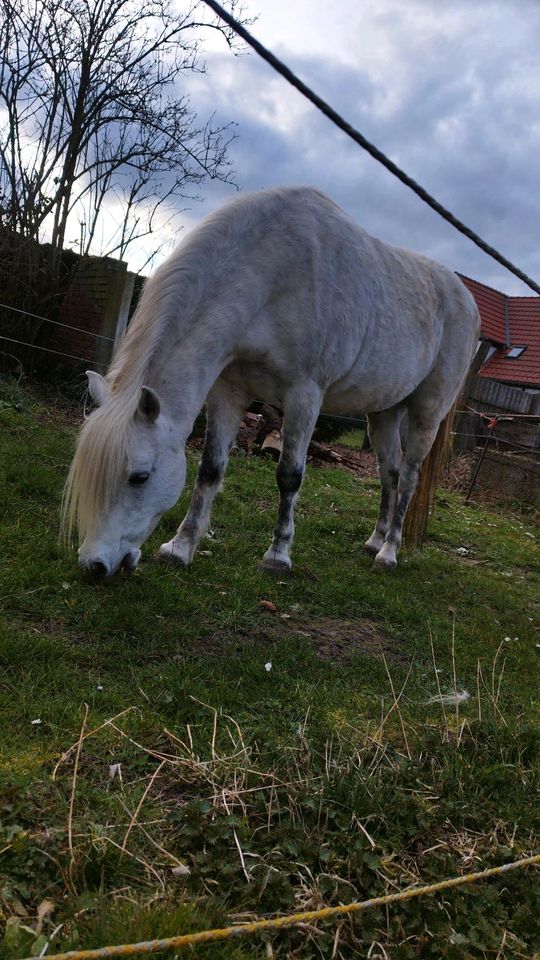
[470,376,532,414]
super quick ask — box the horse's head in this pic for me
[64,371,186,580]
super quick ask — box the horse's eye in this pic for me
[128,471,150,486]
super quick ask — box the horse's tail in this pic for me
[403,401,457,547]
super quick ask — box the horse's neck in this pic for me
[125,250,242,437]
[151,332,230,441]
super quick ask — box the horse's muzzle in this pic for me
[82,551,139,582]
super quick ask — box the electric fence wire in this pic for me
[0,300,115,341]
[0,334,107,368]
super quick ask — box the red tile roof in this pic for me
[459,275,507,344]
[458,274,540,387]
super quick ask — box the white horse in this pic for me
[63,186,480,579]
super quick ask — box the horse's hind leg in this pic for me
[158,380,250,566]
[364,409,404,557]
[372,407,442,570]
[261,383,321,575]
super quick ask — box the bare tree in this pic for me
[0,0,246,281]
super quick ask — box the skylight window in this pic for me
[506,346,526,359]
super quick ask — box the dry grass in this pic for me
[19,635,535,957]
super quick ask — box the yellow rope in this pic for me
[35,852,540,960]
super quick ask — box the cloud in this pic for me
[137,1,540,296]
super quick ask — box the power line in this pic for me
[0,300,114,341]
[203,0,540,297]
[0,334,106,368]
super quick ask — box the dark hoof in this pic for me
[155,547,189,567]
[372,556,397,573]
[363,542,380,557]
[260,557,292,576]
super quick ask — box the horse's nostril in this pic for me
[120,553,135,573]
[89,560,107,579]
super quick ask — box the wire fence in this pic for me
[453,407,540,457]
[0,300,114,341]
[0,334,107,369]
[0,299,110,369]
[452,430,540,455]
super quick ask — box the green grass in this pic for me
[334,426,366,449]
[0,378,539,959]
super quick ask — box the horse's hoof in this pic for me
[363,541,381,557]
[260,556,292,576]
[372,555,397,572]
[156,543,191,566]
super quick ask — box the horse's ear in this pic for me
[86,370,110,406]
[137,385,160,423]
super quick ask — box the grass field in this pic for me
[0,378,539,959]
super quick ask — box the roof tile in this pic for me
[458,275,540,387]
[459,274,507,344]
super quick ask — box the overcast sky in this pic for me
[128,0,540,296]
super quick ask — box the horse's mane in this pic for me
[61,188,273,543]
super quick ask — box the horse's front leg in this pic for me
[158,381,249,566]
[261,383,321,575]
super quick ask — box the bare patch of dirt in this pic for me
[443,453,540,524]
[200,615,406,666]
[291,616,407,665]
[443,454,475,495]
[310,444,378,478]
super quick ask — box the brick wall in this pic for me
[45,255,129,370]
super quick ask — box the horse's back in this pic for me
[139,186,480,415]
[214,187,480,412]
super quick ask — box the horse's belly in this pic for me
[322,380,409,415]
[322,336,441,414]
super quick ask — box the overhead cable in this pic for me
[203,0,540,296]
